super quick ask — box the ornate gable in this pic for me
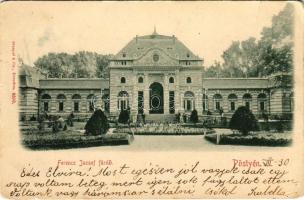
[133,48,179,67]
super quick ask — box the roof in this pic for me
[113,31,202,61]
[39,79,109,90]
[203,78,269,89]
[19,64,39,76]
[19,64,42,88]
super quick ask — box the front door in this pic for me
[149,82,164,114]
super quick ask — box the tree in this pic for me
[229,106,258,135]
[118,109,130,124]
[190,109,198,124]
[205,4,294,78]
[85,109,109,135]
[34,51,111,78]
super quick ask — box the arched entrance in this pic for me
[149,82,164,114]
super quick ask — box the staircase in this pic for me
[145,114,176,123]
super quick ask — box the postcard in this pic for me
[0,1,303,198]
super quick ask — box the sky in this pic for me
[1,1,287,67]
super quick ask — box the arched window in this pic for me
[121,77,126,83]
[138,77,143,83]
[72,94,81,112]
[257,93,267,112]
[87,94,95,112]
[41,94,51,112]
[183,91,195,112]
[186,77,192,83]
[169,77,174,83]
[56,94,66,112]
[243,93,252,110]
[203,94,208,111]
[117,91,129,111]
[102,94,110,112]
[213,94,223,111]
[228,94,238,111]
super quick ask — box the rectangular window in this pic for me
[43,102,49,112]
[230,101,235,111]
[215,101,220,110]
[169,91,175,114]
[186,100,191,111]
[59,102,64,112]
[74,102,79,112]
[245,101,250,110]
[260,101,265,111]
[89,102,94,111]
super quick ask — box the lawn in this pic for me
[205,131,292,146]
[20,122,132,150]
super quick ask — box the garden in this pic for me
[204,106,292,146]
[20,107,293,150]
[113,123,214,135]
[21,110,133,150]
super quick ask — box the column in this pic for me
[143,73,149,114]
[175,70,180,113]
[196,88,203,115]
[164,73,169,114]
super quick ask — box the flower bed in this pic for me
[22,131,132,150]
[113,124,214,135]
[205,132,292,146]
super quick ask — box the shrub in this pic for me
[190,109,198,123]
[85,109,109,135]
[229,106,258,135]
[118,110,130,124]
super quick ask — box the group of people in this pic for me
[37,111,75,132]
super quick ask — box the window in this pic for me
[121,77,126,83]
[257,93,267,112]
[121,61,127,65]
[186,77,191,83]
[213,94,223,111]
[228,94,237,111]
[183,91,194,112]
[102,94,110,112]
[41,94,51,112]
[215,102,221,110]
[138,77,143,83]
[72,94,81,112]
[59,102,64,112]
[245,102,250,109]
[243,93,252,110]
[57,94,66,112]
[122,53,126,57]
[74,102,79,112]
[169,77,174,83]
[43,102,49,112]
[230,102,235,111]
[260,102,265,111]
[117,91,129,111]
[87,94,95,112]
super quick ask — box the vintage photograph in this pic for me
[18,2,294,150]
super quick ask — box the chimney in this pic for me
[136,35,138,43]
[172,35,175,43]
